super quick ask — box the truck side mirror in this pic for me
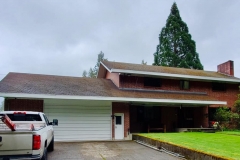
[53,119,58,126]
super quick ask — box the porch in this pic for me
[129,105,209,133]
[112,101,222,139]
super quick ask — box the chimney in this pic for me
[217,60,234,76]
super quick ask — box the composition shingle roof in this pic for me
[0,72,220,102]
[101,61,240,80]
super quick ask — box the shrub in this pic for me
[234,99,240,113]
[214,107,239,130]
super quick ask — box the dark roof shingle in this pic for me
[0,72,219,102]
[102,61,240,80]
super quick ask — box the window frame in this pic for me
[144,77,162,88]
[212,82,226,92]
[180,80,190,90]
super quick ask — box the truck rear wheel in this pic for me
[47,137,54,152]
[41,147,47,160]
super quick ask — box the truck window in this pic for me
[7,114,42,121]
[42,114,50,125]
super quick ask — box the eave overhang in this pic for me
[0,93,227,105]
[100,62,240,83]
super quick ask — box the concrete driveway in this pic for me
[48,141,180,160]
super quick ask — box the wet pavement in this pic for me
[48,141,180,160]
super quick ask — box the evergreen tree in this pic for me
[82,70,87,77]
[141,60,147,65]
[93,51,107,75]
[82,51,107,78]
[88,68,95,78]
[153,2,203,70]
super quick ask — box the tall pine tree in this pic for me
[82,51,107,78]
[153,2,203,70]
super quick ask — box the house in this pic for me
[0,60,239,141]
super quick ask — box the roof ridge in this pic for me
[103,60,219,74]
[8,72,84,79]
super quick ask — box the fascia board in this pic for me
[100,61,111,72]
[0,93,226,105]
[111,69,240,83]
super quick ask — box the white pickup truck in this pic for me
[0,111,58,160]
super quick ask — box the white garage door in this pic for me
[44,99,112,141]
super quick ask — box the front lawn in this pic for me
[140,132,240,160]
[218,130,240,136]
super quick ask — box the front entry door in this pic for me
[115,113,124,140]
[177,107,194,128]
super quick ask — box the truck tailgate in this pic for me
[0,132,33,153]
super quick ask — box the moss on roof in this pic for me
[0,72,217,102]
[102,61,240,80]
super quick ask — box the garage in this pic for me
[44,99,112,141]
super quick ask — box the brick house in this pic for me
[0,60,239,141]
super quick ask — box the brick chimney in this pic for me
[217,60,234,76]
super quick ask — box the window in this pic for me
[212,82,226,91]
[144,77,161,87]
[42,114,50,125]
[115,116,122,125]
[7,114,42,121]
[180,80,190,90]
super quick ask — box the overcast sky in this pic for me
[0,1,239,81]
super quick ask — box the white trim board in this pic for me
[111,69,240,83]
[0,93,226,105]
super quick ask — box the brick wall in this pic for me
[217,60,234,76]
[119,75,239,107]
[4,99,43,112]
[112,102,130,138]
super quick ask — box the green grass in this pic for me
[217,130,240,136]
[140,132,240,160]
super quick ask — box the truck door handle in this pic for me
[0,136,2,142]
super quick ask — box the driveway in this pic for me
[48,141,180,160]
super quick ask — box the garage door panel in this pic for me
[55,127,110,130]
[56,134,111,138]
[45,109,110,114]
[45,106,110,110]
[54,130,110,135]
[56,136,111,141]
[57,123,110,128]
[47,113,110,117]
[47,115,110,123]
[50,121,109,124]
[44,103,111,141]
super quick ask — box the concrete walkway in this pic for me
[48,141,180,160]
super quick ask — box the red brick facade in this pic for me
[4,99,43,112]
[106,72,239,132]
[112,102,130,139]
[119,75,239,107]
